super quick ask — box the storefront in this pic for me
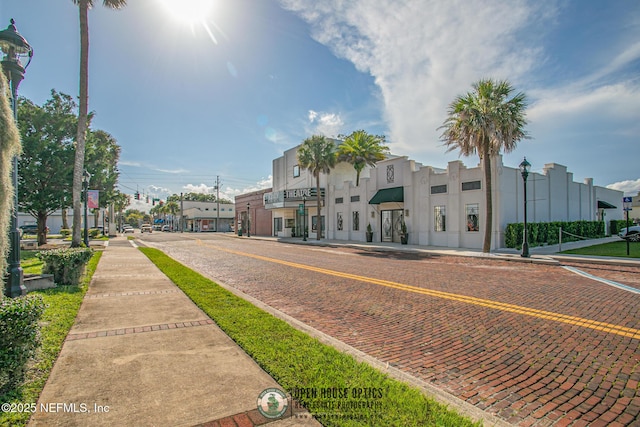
[264,187,325,238]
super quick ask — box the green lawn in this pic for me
[140,247,481,427]
[561,240,640,258]
[0,251,102,427]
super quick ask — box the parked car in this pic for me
[619,225,640,241]
[141,224,153,233]
[161,225,171,232]
[122,225,134,233]
[19,224,49,235]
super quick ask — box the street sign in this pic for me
[298,204,304,215]
[624,196,633,211]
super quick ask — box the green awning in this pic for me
[369,187,404,204]
[597,200,616,209]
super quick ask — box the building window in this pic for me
[335,197,344,204]
[462,180,481,191]
[386,165,394,183]
[350,195,360,202]
[353,211,360,231]
[337,212,343,231]
[293,165,300,178]
[434,206,446,232]
[431,184,447,194]
[466,204,479,232]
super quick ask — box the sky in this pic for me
[2,0,639,212]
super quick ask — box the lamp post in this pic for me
[302,195,307,242]
[83,170,91,246]
[246,202,250,237]
[519,157,531,258]
[1,19,33,297]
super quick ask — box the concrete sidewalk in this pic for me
[29,237,318,427]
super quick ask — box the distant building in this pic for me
[235,189,273,237]
[180,201,235,232]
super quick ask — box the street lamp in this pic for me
[83,170,91,246]
[1,19,33,297]
[519,157,531,258]
[246,202,250,237]
[302,195,307,241]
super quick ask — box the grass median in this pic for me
[1,250,102,427]
[560,240,639,258]
[139,246,481,427]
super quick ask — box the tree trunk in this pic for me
[482,154,493,253]
[61,208,68,229]
[37,211,48,246]
[72,0,90,247]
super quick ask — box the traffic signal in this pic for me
[135,192,140,200]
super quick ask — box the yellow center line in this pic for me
[197,240,640,340]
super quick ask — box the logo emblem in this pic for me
[257,388,288,419]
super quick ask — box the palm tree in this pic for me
[297,135,337,240]
[71,0,127,247]
[440,78,528,253]
[337,130,389,186]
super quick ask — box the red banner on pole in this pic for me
[87,190,99,209]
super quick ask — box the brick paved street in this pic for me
[143,234,640,426]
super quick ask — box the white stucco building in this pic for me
[263,144,623,250]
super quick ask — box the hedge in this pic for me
[37,248,94,286]
[505,220,605,249]
[0,294,46,395]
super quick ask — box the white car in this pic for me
[141,224,153,233]
[618,225,640,241]
[122,226,134,234]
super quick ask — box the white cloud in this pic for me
[607,179,640,196]
[307,109,344,137]
[182,183,213,194]
[281,0,546,156]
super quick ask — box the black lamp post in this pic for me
[519,157,531,258]
[246,202,250,238]
[302,195,307,241]
[83,170,91,246]
[1,19,33,297]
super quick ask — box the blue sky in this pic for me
[2,0,639,212]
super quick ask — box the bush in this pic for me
[0,294,46,395]
[505,220,605,249]
[37,248,94,286]
[59,229,71,237]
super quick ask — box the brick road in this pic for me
[146,235,640,426]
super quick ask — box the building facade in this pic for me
[259,144,624,250]
[235,189,273,237]
[180,201,235,232]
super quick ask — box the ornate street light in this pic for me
[1,19,33,297]
[246,202,250,238]
[519,157,531,258]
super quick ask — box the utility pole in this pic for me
[214,176,221,232]
[180,192,184,233]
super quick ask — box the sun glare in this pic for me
[158,0,214,24]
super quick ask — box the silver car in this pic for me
[619,225,640,241]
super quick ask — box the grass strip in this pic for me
[561,241,639,258]
[139,247,481,427]
[0,250,102,427]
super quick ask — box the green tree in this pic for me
[0,66,22,285]
[71,0,127,247]
[337,130,388,186]
[297,135,337,240]
[17,91,77,245]
[85,129,120,226]
[440,79,528,252]
[112,190,129,231]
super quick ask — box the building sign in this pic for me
[264,188,324,209]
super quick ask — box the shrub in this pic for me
[59,228,71,237]
[37,248,94,286]
[505,220,605,248]
[0,294,46,395]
